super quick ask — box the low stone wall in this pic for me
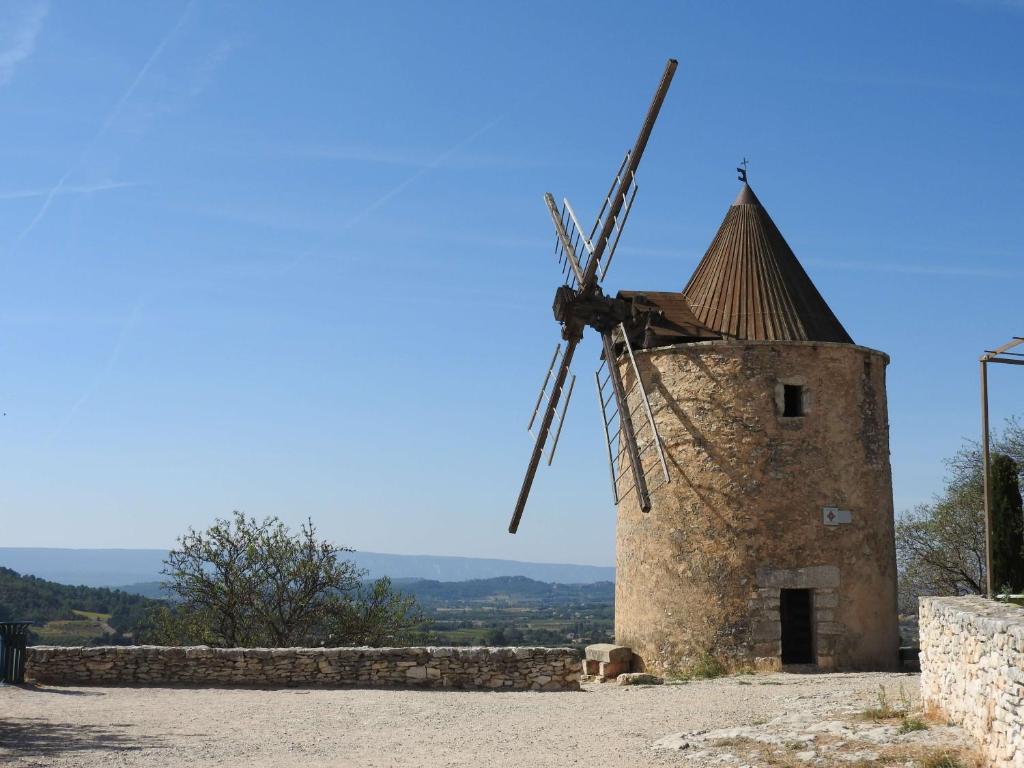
[920,596,1024,767]
[26,645,581,691]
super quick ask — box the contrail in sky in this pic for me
[342,115,505,229]
[65,296,145,422]
[17,0,194,242]
[281,115,504,275]
[0,180,138,201]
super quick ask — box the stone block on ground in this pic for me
[598,660,629,679]
[616,672,663,685]
[584,644,632,664]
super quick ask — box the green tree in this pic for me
[325,577,423,647]
[896,481,986,607]
[896,418,1024,610]
[143,512,422,647]
[486,626,508,645]
[990,453,1024,593]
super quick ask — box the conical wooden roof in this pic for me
[682,183,853,343]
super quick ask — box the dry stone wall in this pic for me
[26,645,581,691]
[920,596,1024,768]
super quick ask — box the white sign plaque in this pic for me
[823,506,852,526]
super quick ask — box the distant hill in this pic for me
[396,575,614,603]
[0,567,615,649]
[0,548,167,589]
[0,567,158,644]
[117,575,616,604]
[346,551,614,584]
[116,582,168,600]
[0,548,615,588]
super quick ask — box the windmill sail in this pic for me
[546,194,587,290]
[577,58,677,294]
[595,326,669,509]
[507,58,678,534]
[509,337,579,534]
[584,155,640,283]
[526,343,577,465]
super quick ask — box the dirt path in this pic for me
[0,672,973,767]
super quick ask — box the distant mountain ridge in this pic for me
[397,575,614,603]
[0,548,615,587]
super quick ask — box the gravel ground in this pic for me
[0,672,972,768]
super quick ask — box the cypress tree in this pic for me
[990,453,1024,594]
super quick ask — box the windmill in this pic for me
[508,59,682,534]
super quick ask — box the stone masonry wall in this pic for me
[615,340,899,674]
[920,596,1024,768]
[26,646,581,691]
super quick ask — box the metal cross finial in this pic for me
[736,158,749,183]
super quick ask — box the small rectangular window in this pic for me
[783,384,805,417]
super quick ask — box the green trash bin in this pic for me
[0,622,32,684]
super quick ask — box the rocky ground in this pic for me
[0,672,978,767]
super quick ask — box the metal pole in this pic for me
[980,357,993,598]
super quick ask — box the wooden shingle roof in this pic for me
[681,183,853,344]
[617,290,721,349]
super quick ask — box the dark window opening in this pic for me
[780,588,815,664]
[783,384,805,417]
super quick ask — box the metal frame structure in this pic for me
[980,336,1024,597]
[0,621,31,684]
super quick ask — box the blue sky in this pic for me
[0,1,1021,564]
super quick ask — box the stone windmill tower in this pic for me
[506,62,898,673]
[614,178,899,673]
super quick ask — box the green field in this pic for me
[406,578,615,648]
[71,609,112,621]
[32,610,115,645]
